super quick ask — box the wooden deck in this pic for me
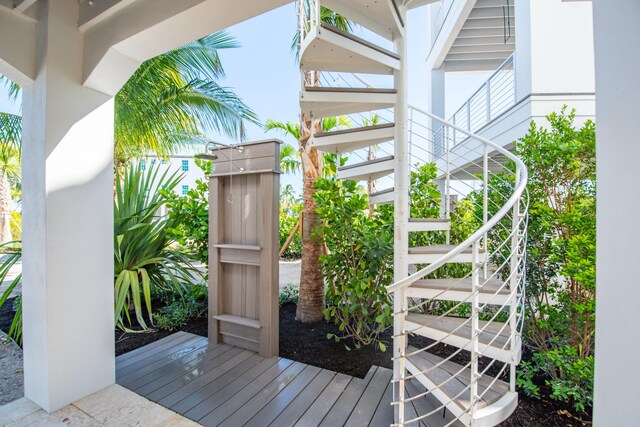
[116,332,461,427]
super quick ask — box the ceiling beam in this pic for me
[83,0,291,95]
[14,0,37,13]
[0,6,36,85]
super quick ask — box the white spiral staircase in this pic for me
[298,1,528,426]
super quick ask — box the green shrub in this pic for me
[153,283,208,331]
[0,240,22,343]
[279,283,299,305]
[279,184,302,259]
[114,163,203,331]
[314,178,393,351]
[164,158,212,266]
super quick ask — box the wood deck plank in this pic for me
[318,367,377,427]
[116,333,463,427]
[345,367,393,426]
[183,358,292,421]
[116,335,204,378]
[267,369,336,427]
[228,365,322,427]
[368,381,394,427]
[152,350,257,405]
[198,361,306,427]
[133,345,239,395]
[115,331,187,364]
[292,373,352,427]
[118,339,212,389]
[115,333,197,372]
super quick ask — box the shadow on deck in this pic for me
[115,332,460,427]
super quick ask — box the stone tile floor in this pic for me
[0,385,200,427]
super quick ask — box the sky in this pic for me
[0,2,488,193]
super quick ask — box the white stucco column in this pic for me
[593,1,640,424]
[21,0,115,412]
[428,66,445,118]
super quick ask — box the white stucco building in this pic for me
[426,0,594,152]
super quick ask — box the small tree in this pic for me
[514,108,596,413]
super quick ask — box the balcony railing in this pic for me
[434,53,516,157]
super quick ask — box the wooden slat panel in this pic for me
[197,361,305,426]
[222,365,321,427]
[208,176,224,346]
[183,358,292,420]
[208,140,281,165]
[268,369,337,427]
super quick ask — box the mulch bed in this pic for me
[0,299,590,426]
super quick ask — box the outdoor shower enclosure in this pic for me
[207,139,281,358]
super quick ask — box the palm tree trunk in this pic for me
[297,175,325,322]
[295,111,325,322]
[0,173,12,243]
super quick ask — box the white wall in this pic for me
[593,0,640,424]
[516,0,595,96]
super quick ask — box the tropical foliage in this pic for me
[0,241,22,343]
[163,159,212,266]
[114,164,203,331]
[265,115,351,322]
[279,184,303,259]
[314,178,393,350]
[115,31,258,164]
[513,109,596,413]
[0,75,22,244]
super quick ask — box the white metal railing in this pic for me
[433,54,516,157]
[389,108,528,426]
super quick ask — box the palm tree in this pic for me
[0,76,22,243]
[280,142,302,174]
[115,31,259,165]
[266,114,351,322]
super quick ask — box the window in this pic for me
[140,160,146,170]
[161,159,166,164]
[181,185,189,195]
[182,160,189,172]
[151,159,156,165]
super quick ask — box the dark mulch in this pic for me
[0,297,17,334]
[114,316,208,356]
[0,299,590,426]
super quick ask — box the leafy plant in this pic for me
[512,108,596,413]
[114,163,203,331]
[0,240,22,343]
[153,283,208,332]
[279,184,303,259]
[164,158,212,266]
[279,284,299,305]
[314,178,394,350]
